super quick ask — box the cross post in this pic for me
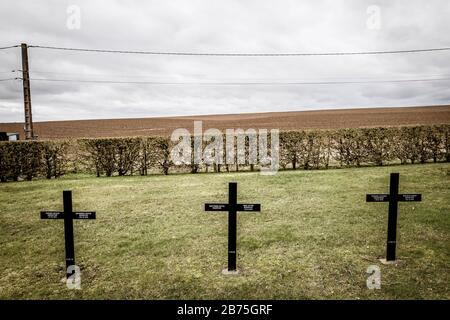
[63,190,75,276]
[41,190,96,279]
[205,182,261,274]
[366,173,421,262]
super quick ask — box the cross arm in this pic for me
[40,211,64,219]
[366,194,389,202]
[205,203,229,211]
[40,211,96,219]
[397,194,421,202]
[73,211,96,219]
[366,194,422,202]
[236,204,261,212]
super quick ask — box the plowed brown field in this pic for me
[1,105,449,140]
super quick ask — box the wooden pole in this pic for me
[21,43,34,140]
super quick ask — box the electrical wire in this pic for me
[0,45,19,50]
[0,78,19,82]
[28,45,450,56]
[27,77,450,85]
[27,70,450,81]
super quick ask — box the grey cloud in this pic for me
[0,0,449,122]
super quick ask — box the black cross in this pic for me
[366,173,421,262]
[41,190,96,278]
[205,182,261,273]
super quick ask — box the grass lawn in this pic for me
[0,163,449,299]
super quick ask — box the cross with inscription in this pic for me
[41,190,96,278]
[205,182,261,274]
[366,173,421,263]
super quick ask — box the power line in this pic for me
[0,45,19,50]
[28,70,450,81]
[28,69,450,78]
[0,78,19,82]
[29,70,182,79]
[27,77,450,85]
[28,45,450,56]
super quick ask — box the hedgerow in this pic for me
[0,124,448,182]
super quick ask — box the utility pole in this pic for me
[21,43,34,140]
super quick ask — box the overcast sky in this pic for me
[0,0,450,122]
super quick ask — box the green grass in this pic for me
[0,163,449,299]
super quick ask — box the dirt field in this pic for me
[1,105,449,140]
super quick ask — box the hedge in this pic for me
[0,140,69,182]
[0,124,449,182]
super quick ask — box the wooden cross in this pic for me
[41,190,96,278]
[366,173,421,262]
[205,182,261,274]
